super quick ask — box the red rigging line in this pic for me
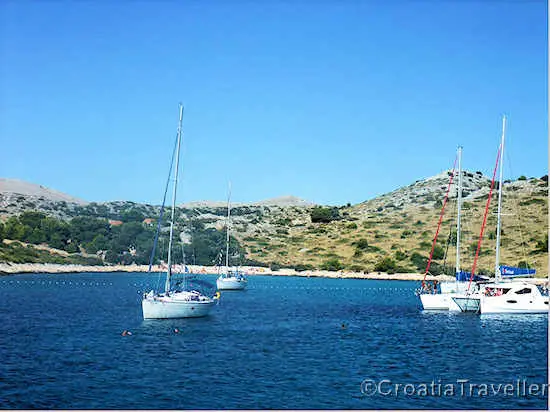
[467,144,502,292]
[421,155,458,289]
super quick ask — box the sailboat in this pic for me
[216,182,247,291]
[142,104,218,319]
[419,146,487,310]
[451,116,548,314]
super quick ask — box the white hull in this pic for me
[420,282,472,310]
[142,291,215,319]
[449,281,549,314]
[216,276,247,290]
[420,293,453,310]
[480,294,549,314]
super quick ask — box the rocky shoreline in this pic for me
[0,262,454,281]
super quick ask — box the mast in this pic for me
[494,115,506,283]
[421,156,458,288]
[165,104,184,293]
[225,181,232,275]
[455,146,463,281]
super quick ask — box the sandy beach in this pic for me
[0,262,455,281]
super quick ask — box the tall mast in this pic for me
[165,104,184,293]
[494,115,506,282]
[455,146,463,279]
[225,181,232,274]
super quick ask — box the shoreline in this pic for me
[0,262,453,281]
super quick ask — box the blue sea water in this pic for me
[0,272,547,410]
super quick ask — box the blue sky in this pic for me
[1,1,547,205]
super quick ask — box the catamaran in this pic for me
[142,104,218,319]
[450,116,549,314]
[216,182,247,291]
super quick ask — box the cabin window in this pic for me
[515,288,531,295]
[485,288,511,296]
[506,300,517,304]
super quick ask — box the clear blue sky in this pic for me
[1,1,547,206]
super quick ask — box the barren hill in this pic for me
[0,178,88,205]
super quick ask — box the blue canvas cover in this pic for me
[456,271,485,282]
[500,265,536,277]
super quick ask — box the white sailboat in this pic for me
[451,116,549,314]
[216,182,247,291]
[419,146,485,310]
[142,104,218,319]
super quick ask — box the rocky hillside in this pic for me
[286,172,548,276]
[0,179,89,221]
[0,172,547,276]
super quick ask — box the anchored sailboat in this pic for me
[142,104,218,319]
[451,116,548,314]
[216,182,247,291]
[419,146,487,310]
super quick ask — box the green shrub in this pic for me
[294,263,315,272]
[410,252,428,271]
[353,238,370,250]
[270,262,282,271]
[275,217,291,226]
[401,230,413,239]
[321,258,344,271]
[432,245,445,260]
[374,257,396,274]
[394,250,407,261]
[310,207,340,223]
[535,235,548,252]
[517,261,533,269]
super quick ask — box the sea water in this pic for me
[0,272,547,409]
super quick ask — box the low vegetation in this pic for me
[1,174,547,275]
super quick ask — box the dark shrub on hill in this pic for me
[374,257,396,274]
[310,207,340,223]
[321,258,344,271]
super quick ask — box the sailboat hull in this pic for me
[480,295,549,314]
[142,292,215,319]
[420,282,473,310]
[216,276,247,290]
[420,293,453,310]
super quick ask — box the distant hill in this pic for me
[0,178,88,205]
[181,195,315,208]
[252,195,316,207]
[0,173,547,277]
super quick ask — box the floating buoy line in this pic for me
[0,279,417,297]
[0,279,115,287]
